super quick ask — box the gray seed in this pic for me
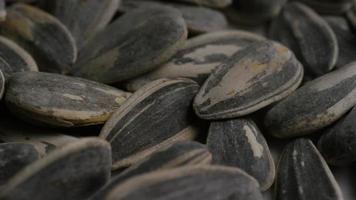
[72,7,187,83]
[41,0,120,49]
[5,72,131,127]
[0,36,38,79]
[89,141,212,200]
[105,165,263,200]
[207,118,275,191]
[269,2,339,77]
[296,0,352,14]
[0,3,77,74]
[275,139,343,200]
[0,143,39,186]
[264,61,356,138]
[125,30,265,91]
[0,138,112,200]
[194,41,304,120]
[100,78,199,169]
[169,0,232,8]
[318,106,356,166]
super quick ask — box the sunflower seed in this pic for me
[0,143,39,186]
[0,3,77,73]
[0,69,4,99]
[264,61,356,138]
[125,30,265,91]
[207,118,275,191]
[105,165,263,200]
[40,0,120,49]
[171,0,232,8]
[90,141,212,200]
[194,41,304,120]
[275,139,343,200]
[0,138,112,200]
[318,106,356,166]
[269,2,338,77]
[100,79,199,169]
[72,7,187,83]
[296,0,352,14]
[5,72,131,127]
[0,36,38,79]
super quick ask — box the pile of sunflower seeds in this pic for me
[0,0,356,199]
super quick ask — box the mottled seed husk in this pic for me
[0,36,38,79]
[41,0,120,49]
[0,143,39,185]
[5,72,131,127]
[275,139,343,200]
[105,165,263,200]
[264,61,356,138]
[72,7,187,83]
[269,2,338,76]
[100,79,199,169]
[325,16,356,68]
[194,41,304,120]
[125,30,265,91]
[0,69,4,99]
[0,4,77,73]
[318,106,356,166]
[0,138,112,200]
[207,118,275,191]
[296,0,352,14]
[171,0,232,8]
[90,141,212,200]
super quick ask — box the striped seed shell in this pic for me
[100,79,199,170]
[41,0,120,49]
[194,41,304,120]
[296,0,352,14]
[318,106,356,166]
[0,69,4,99]
[269,2,338,77]
[89,141,212,200]
[170,0,232,8]
[0,3,77,73]
[264,61,356,138]
[0,36,38,79]
[125,30,265,91]
[72,7,187,83]
[105,165,263,200]
[0,138,112,200]
[0,143,39,186]
[207,118,275,191]
[275,139,343,200]
[5,72,131,127]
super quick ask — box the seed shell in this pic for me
[106,165,263,200]
[275,139,343,200]
[0,138,112,200]
[269,2,338,76]
[194,41,304,120]
[100,78,199,169]
[207,118,275,191]
[5,72,131,127]
[264,61,356,138]
[125,30,265,91]
[89,141,212,200]
[72,7,187,83]
[318,106,356,166]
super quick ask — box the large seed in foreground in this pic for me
[207,118,275,191]
[100,79,199,169]
[269,2,338,77]
[194,41,303,120]
[264,61,356,138]
[5,72,131,127]
[0,36,38,79]
[0,143,39,186]
[275,139,343,200]
[318,106,356,166]
[106,166,263,200]
[73,7,187,83]
[0,138,112,200]
[89,141,212,200]
[125,30,265,91]
[0,4,77,73]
